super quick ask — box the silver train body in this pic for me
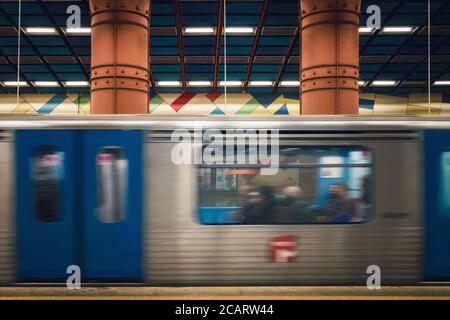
[0,116,446,285]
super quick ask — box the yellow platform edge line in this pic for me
[1,296,450,300]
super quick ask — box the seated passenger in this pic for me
[279,186,312,223]
[326,183,353,223]
[241,186,276,224]
[281,185,303,205]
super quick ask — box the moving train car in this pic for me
[0,115,449,285]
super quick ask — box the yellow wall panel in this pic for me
[373,94,408,115]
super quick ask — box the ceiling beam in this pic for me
[422,61,450,93]
[359,2,404,55]
[36,0,90,80]
[243,0,269,90]
[0,5,69,94]
[0,49,37,93]
[173,0,187,92]
[363,1,450,93]
[148,1,156,92]
[393,2,450,91]
[213,0,224,92]
[148,59,157,92]
[273,26,299,92]
[395,38,450,92]
[362,27,423,93]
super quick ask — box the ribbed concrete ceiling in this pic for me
[0,0,449,95]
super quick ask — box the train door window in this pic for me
[439,151,450,218]
[31,147,64,223]
[198,147,372,225]
[96,147,128,223]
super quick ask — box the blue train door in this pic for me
[16,131,77,281]
[425,131,450,280]
[81,131,143,281]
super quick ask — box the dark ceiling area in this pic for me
[0,0,450,95]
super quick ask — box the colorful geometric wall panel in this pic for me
[372,94,408,115]
[1,92,450,116]
[0,93,90,115]
[406,93,442,116]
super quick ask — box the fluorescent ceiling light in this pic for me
[188,81,212,87]
[358,81,367,86]
[280,81,300,87]
[65,27,91,35]
[25,27,57,35]
[2,81,28,87]
[157,81,181,87]
[225,27,255,34]
[249,81,273,87]
[184,27,215,34]
[64,81,89,87]
[382,26,415,33]
[371,80,397,86]
[219,81,242,87]
[34,81,60,87]
[434,81,450,86]
[359,27,375,33]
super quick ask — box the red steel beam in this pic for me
[173,0,187,92]
[243,0,270,90]
[148,1,157,92]
[273,26,299,92]
[148,60,157,92]
[213,0,224,92]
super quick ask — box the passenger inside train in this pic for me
[198,147,372,224]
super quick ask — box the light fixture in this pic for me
[219,81,242,87]
[225,27,255,34]
[188,81,212,87]
[24,27,57,35]
[434,81,450,86]
[64,81,90,87]
[184,27,215,34]
[280,81,300,87]
[65,27,91,35]
[358,81,367,86]
[382,26,415,34]
[371,80,398,86]
[2,81,28,87]
[359,27,375,34]
[249,81,273,87]
[157,81,181,87]
[34,81,60,87]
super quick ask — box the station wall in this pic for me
[0,92,449,116]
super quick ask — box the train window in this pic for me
[31,147,64,223]
[439,151,450,217]
[96,147,128,223]
[198,147,372,225]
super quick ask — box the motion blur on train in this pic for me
[0,115,449,284]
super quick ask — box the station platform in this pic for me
[1,286,450,300]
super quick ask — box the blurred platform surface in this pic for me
[1,286,450,299]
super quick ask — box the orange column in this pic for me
[89,0,150,114]
[300,0,360,114]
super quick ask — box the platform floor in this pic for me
[1,286,450,299]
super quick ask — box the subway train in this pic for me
[0,115,449,285]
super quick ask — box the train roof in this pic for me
[1,115,450,131]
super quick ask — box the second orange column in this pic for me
[89,0,151,114]
[300,0,360,114]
